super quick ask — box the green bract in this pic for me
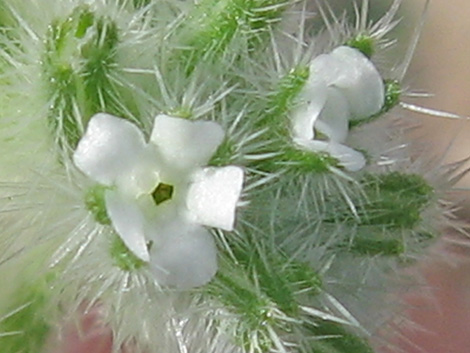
[43,5,122,152]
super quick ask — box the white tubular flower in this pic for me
[73,113,244,289]
[292,46,385,171]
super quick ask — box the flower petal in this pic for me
[315,87,350,143]
[186,166,244,231]
[149,222,217,289]
[311,46,384,120]
[115,150,160,197]
[295,138,366,172]
[73,113,148,186]
[150,114,225,170]
[105,190,150,262]
[291,78,328,140]
[309,51,346,85]
[330,46,384,120]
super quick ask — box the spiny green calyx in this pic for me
[358,172,434,229]
[167,106,193,120]
[175,0,290,75]
[0,282,51,353]
[208,272,277,352]
[325,172,433,234]
[382,79,401,113]
[259,146,339,174]
[80,16,120,113]
[110,233,146,271]
[206,243,322,351]
[232,249,321,316]
[348,234,405,256]
[84,184,110,225]
[43,5,121,151]
[209,138,237,166]
[307,320,374,353]
[261,66,310,134]
[346,34,375,58]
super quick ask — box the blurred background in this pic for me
[379,0,470,351]
[319,0,470,351]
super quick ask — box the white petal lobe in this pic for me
[309,52,347,85]
[320,46,384,120]
[314,87,350,143]
[150,114,225,170]
[116,149,160,197]
[186,166,244,231]
[291,79,328,140]
[149,222,217,289]
[105,190,150,262]
[73,113,148,186]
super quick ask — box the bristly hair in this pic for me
[0,1,467,353]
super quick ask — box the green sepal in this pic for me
[307,320,374,353]
[206,271,277,352]
[174,0,290,75]
[206,240,322,351]
[260,66,310,135]
[346,34,375,58]
[348,235,405,256]
[325,172,433,231]
[84,184,111,225]
[109,232,147,272]
[209,138,237,166]
[381,79,401,113]
[43,5,125,152]
[258,145,339,174]
[80,16,120,114]
[357,172,433,229]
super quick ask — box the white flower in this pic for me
[73,113,244,289]
[292,46,385,171]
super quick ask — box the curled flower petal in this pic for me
[105,190,150,262]
[150,114,225,171]
[310,46,384,120]
[186,166,244,231]
[115,150,160,197]
[291,78,328,141]
[73,113,149,187]
[314,87,350,143]
[309,52,345,85]
[290,46,384,172]
[295,138,366,172]
[149,222,217,289]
